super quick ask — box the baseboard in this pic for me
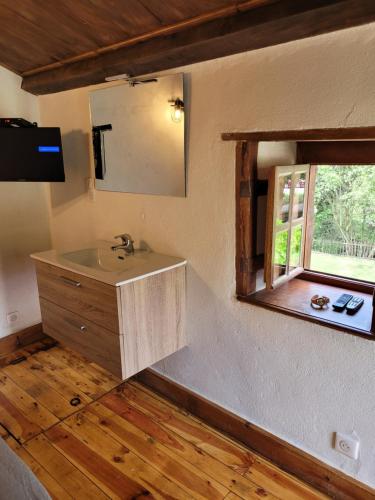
[0,323,45,358]
[136,368,375,500]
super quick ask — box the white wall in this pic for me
[0,67,51,338]
[39,24,375,487]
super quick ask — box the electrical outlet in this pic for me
[334,432,360,459]
[6,311,19,324]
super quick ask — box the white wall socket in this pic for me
[6,311,19,324]
[334,432,360,460]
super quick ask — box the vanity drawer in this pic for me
[40,298,123,378]
[35,261,120,333]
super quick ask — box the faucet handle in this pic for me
[115,233,133,244]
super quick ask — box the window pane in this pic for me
[308,165,375,282]
[273,230,288,280]
[276,174,292,224]
[289,225,303,270]
[292,172,306,220]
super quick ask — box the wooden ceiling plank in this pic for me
[0,39,48,75]
[21,0,275,77]
[137,0,238,24]
[58,0,163,40]
[0,0,166,73]
[22,0,375,95]
[0,2,95,70]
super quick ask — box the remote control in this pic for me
[332,293,353,312]
[346,296,364,315]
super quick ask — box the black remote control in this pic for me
[346,296,364,315]
[332,294,353,312]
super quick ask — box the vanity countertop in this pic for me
[31,240,186,287]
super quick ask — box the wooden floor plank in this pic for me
[14,446,72,499]
[0,427,20,451]
[128,381,326,500]
[46,423,152,499]
[3,362,75,420]
[0,423,8,439]
[0,375,60,443]
[30,349,107,399]
[47,346,121,391]
[25,434,109,500]
[20,353,92,407]
[99,392,276,499]
[84,402,230,500]
[0,373,58,431]
[47,421,191,500]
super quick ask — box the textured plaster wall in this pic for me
[39,24,375,487]
[0,66,51,338]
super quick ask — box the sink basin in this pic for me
[62,247,149,272]
[31,240,186,286]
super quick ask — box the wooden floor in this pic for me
[0,339,327,499]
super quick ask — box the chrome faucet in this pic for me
[111,233,134,255]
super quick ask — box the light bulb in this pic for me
[172,107,182,123]
[170,98,184,123]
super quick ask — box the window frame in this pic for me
[227,130,375,339]
[265,164,310,289]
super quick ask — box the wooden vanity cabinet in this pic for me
[35,261,186,379]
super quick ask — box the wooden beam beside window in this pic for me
[236,141,258,296]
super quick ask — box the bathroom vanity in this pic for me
[31,242,186,379]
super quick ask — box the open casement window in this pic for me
[265,164,310,289]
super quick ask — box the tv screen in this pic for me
[0,127,65,182]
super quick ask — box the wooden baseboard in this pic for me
[0,323,45,358]
[136,368,375,500]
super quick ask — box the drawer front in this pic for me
[35,261,119,333]
[40,298,122,378]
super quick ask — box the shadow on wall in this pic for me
[50,130,91,208]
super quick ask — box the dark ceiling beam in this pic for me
[22,0,375,95]
[222,127,375,141]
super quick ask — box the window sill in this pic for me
[239,278,375,341]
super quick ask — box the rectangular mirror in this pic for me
[89,73,185,196]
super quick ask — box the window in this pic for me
[226,130,375,339]
[265,165,310,288]
[265,163,375,289]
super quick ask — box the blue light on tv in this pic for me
[38,146,60,153]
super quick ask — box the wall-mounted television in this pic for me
[0,125,65,182]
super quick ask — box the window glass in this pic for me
[289,225,303,270]
[292,172,306,220]
[308,165,375,282]
[273,230,288,279]
[276,174,292,224]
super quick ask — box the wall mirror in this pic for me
[89,73,185,196]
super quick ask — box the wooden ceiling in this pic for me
[1,0,375,95]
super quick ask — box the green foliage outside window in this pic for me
[313,165,375,259]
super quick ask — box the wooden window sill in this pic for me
[239,278,374,341]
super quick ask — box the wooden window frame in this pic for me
[228,127,375,339]
[265,164,310,289]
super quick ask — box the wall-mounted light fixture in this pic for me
[169,98,184,123]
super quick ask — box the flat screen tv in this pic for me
[0,126,65,181]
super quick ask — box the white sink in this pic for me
[32,241,186,286]
[62,247,149,272]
